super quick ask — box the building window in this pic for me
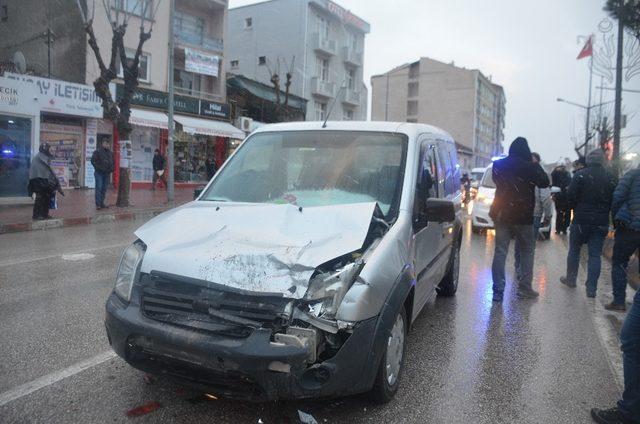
[258,56,266,66]
[230,60,239,68]
[245,17,253,28]
[174,69,202,96]
[348,31,357,51]
[114,0,153,19]
[314,101,327,121]
[117,50,150,83]
[1,5,7,22]
[409,62,419,79]
[408,81,419,97]
[316,14,329,40]
[346,68,355,89]
[316,57,329,81]
[407,100,418,116]
[343,109,354,121]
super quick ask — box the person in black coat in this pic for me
[551,164,572,234]
[205,157,217,180]
[28,143,64,220]
[151,149,166,190]
[489,137,550,302]
[560,149,616,297]
[91,140,114,209]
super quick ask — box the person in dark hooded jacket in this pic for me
[559,149,616,298]
[28,143,64,220]
[552,164,572,234]
[490,137,550,302]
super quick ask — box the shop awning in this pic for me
[175,115,245,139]
[130,108,168,129]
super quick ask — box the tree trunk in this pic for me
[115,125,132,207]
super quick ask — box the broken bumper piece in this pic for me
[105,292,378,401]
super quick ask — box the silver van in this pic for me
[105,121,463,402]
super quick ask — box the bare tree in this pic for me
[76,0,160,207]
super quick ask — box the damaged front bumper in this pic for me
[105,289,379,401]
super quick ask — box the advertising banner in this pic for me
[184,48,220,77]
[84,119,98,188]
[120,140,132,169]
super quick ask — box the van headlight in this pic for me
[304,261,364,318]
[115,242,145,302]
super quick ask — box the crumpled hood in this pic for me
[135,201,377,298]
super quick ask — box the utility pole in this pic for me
[167,0,175,202]
[584,56,594,157]
[613,0,624,175]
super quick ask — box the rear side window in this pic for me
[436,141,458,198]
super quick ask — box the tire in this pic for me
[437,241,460,297]
[370,306,407,404]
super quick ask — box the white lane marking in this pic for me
[0,350,117,407]
[0,242,130,267]
[61,253,96,261]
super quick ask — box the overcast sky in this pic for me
[229,0,640,163]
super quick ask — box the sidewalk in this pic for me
[0,187,195,234]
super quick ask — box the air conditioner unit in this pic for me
[237,117,253,132]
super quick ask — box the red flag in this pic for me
[577,35,593,60]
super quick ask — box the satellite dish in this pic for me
[12,51,26,74]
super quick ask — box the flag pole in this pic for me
[584,41,594,157]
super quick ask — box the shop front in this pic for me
[116,84,244,188]
[0,73,105,202]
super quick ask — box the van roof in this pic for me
[251,121,454,141]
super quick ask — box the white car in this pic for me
[471,165,553,238]
[471,166,495,232]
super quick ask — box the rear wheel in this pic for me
[370,307,407,404]
[437,241,460,297]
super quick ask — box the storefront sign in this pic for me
[85,119,98,188]
[199,100,229,119]
[116,84,229,120]
[4,73,103,118]
[185,48,220,77]
[118,85,200,116]
[0,76,37,115]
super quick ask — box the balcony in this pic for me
[311,77,336,98]
[342,89,360,106]
[342,47,362,67]
[174,27,224,52]
[311,33,337,56]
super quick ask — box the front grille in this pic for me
[140,273,290,337]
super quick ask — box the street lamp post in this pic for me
[556,97,615,156]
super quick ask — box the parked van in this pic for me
[105,122,463,403]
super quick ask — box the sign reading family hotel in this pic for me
[116,84,229,120]
[4,73,103,118]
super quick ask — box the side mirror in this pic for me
[425,198,455,223]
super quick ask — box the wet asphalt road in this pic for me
[0,214,625,423]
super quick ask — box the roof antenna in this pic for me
[322,79,347,128]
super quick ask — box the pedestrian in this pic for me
[151,149,166,190]
[27,143,64,220]
[514,152,553,283]
[91,139,114,210]
[461,173,471,205]
[205,157,217,180]
[559,149,616,298]
[490,137,550,302]
[590,290,640,423]
[607,165,640,312]
[552,163,572,234]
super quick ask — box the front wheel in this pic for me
[370,306,407,403]
[437,242,460,297]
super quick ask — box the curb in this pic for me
[0,208,170,235]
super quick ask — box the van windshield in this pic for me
[481,168,496,188]
[201,130,407,217]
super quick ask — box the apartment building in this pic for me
[0,0,243,194]
[226,0,370,122]
[371,57,506,168]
